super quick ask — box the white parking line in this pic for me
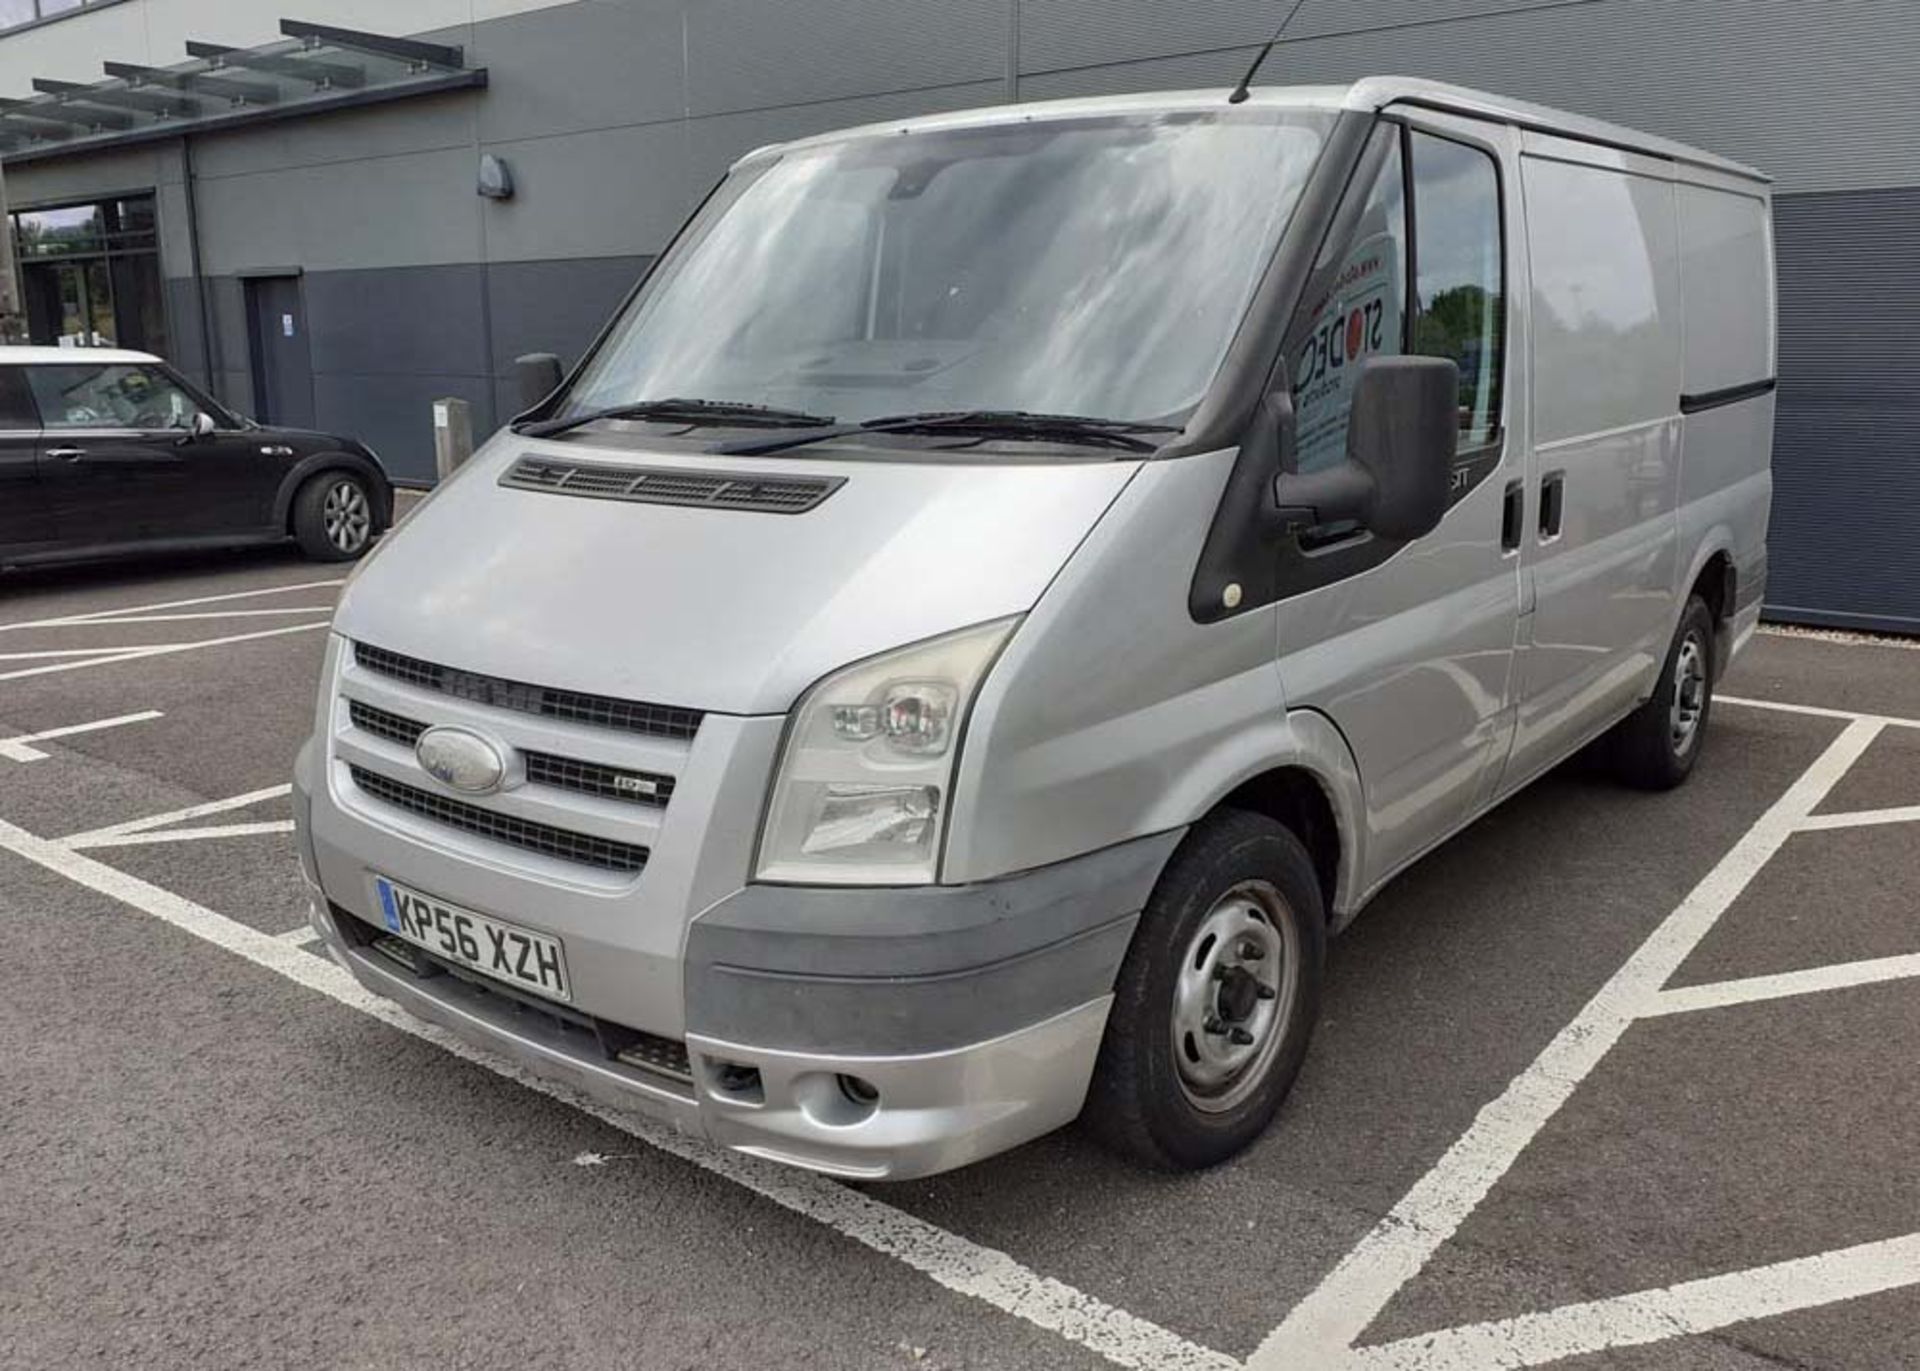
[0,580,345,632]
[1719,694,1920,731]
[1646,952,1920,1017]
[0,710,165,762]
[1346,1232,1920,1370]
[0,622,327,684]
[67,820,296,851]
[1798,804,1920,832]
[1252,718,1887,1369]
[65,608,335,626]
[60,783,291,847]
[0,812,1234,1371]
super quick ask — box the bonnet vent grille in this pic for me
[501,456,841,514]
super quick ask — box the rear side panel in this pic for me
[1674,173,1776,655]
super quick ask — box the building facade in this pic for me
[0,0,1915,630]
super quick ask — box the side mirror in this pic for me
[1271,356,1458,542]
[513,352,565,413]
[187,410,217,439]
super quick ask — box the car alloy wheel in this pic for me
[322,479,371,554]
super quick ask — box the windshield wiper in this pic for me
[515,397,837,441]
[714,409,1180,456]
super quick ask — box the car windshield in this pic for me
[557,108,1333,442]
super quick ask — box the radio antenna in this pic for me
[1228,0,1312,104]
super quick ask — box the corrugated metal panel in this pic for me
[1017,0,1920,195]
[685,0,1007,118]
[1767,188,1920,631]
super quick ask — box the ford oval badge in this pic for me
[415,726,508,794]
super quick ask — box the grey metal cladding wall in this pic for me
[685,0,1008,116]
[1018,0,1920,195]
[1768,188,1920,632]
[1018,0,1566,73]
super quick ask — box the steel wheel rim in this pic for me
[1170,880,1299,1114]
[1670,632,1708,753]
[322,480,370,553]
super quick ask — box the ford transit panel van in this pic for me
[293,78,1774,1178]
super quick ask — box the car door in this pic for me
[27,360,221,546]
[1496,136,1684,796]
[0,365,52,559]
[1272,114,1525,887]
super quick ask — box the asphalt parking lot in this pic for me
[3,541,1917,1371]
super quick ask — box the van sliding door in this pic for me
[1500,137,1685,796]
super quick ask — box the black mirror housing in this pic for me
[1346,355,1458,541]
[513,352,565,414]
[1271,355,1458,541]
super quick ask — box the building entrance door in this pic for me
[245,274,314,427]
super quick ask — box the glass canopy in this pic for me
[0,19,486,163]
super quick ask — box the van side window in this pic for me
[1289,129,1407,473]
[1408,132,1505,449]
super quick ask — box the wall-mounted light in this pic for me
[477,152,514,201]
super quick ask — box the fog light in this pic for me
[837,1073,879,1106]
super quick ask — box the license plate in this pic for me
[372,877,570,1003]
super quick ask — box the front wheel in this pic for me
[1602,594,1717,790]
[293,471,377,562]
[1082,809,1326,1170]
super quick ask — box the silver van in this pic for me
[293,78,1774,1179]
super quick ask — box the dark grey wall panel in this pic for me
[684,79,1008,200]
[1018,0,1920,194]
[685,0,1005,116]
[304,265,489,380]
[483,254,649,377]
[473,0,684,144]
[1767,188,1920,631]
[313,370,495,485]
[1017,0,1563,76]
[190,91,479,180]
[480,121,689,263]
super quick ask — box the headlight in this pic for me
[756,617,1019,885]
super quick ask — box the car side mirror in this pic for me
[190,410,217,439]
[1271,356,1458,542]
[513,352,565,413]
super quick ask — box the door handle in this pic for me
[1539,471,1566,541]
[1500,479,1524,552]
[45,446,86,462]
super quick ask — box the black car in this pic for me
[0,348,393,568]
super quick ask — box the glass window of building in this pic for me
[11,194,170,356]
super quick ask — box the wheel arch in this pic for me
[1679,535,1738,676]
[275,452,392,535]
[1173,708,1368,929]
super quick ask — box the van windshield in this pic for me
[556,109,1333,444]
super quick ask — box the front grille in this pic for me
[349,765,649,873]
[524,751,674,805]
[353,642,703,742]
[502,455,842,515]
[349,699,424,747]
[347,699,674,807]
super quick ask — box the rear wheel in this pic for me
[293,471,376,562]
[1082,809,1326,1170]
[1602,594,1716,790]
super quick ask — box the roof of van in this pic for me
[0,345,161,365]
[744,76,1768,184]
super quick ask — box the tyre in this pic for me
[293,470,377,562]
[1601,594,1716,790]
[1082,809,1326,1170]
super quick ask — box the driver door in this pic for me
[27,361,225,547]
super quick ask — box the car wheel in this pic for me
[294,471,376,562]
[1602,594,1717,790]
[1082,808,1326,1170]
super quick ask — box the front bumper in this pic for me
[312,887,1114,1178]
[298,727,1180,1178]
